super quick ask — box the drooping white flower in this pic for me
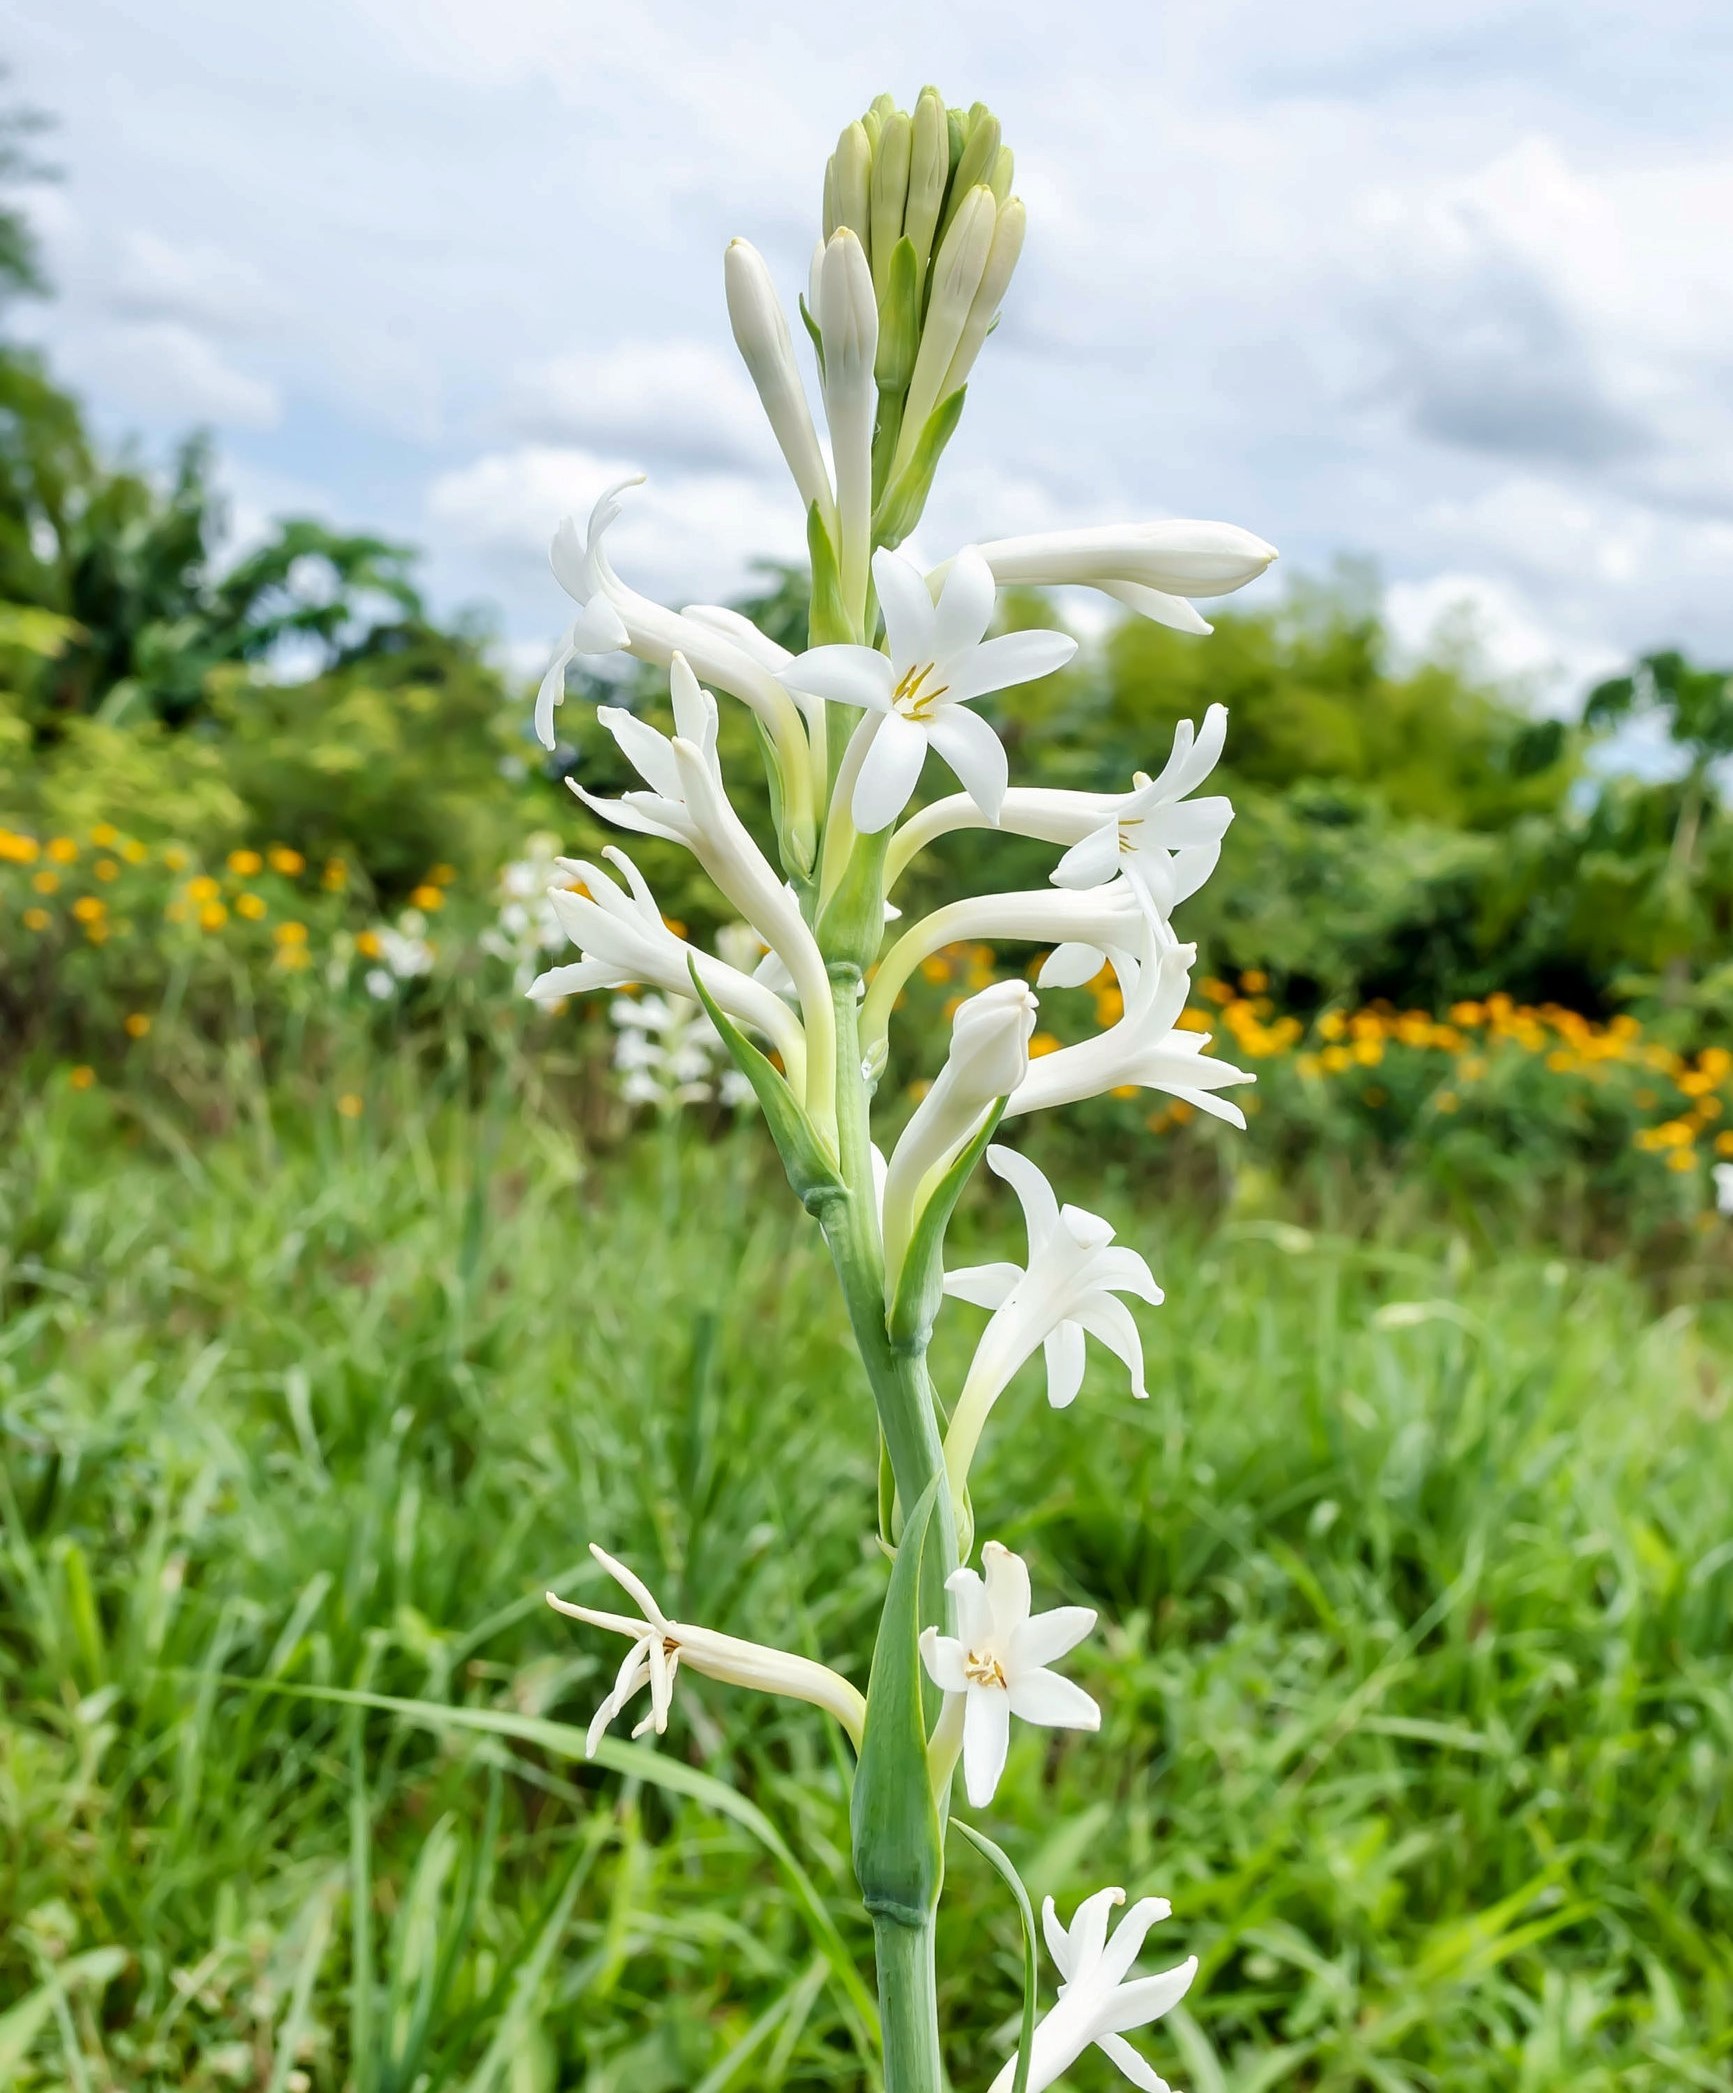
[776,545,1076,833]
[944,1146,1162,1486]
[724,238,836,532]
[537,476,806,763]
[919,1541,1098,1808]
[549,1545,865,1754]
[527,846,807,1083]
[970,518,1277,634]
[1715,1160,1733,1216]
[989,1887,1198,2093]
[569,654,833,1046]
[881,980,1038,1288]
[1006,935,1253,1125]
[886,708,1234,933]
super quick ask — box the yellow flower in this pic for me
[47,837,79,864]
[356,929,383,957]
[273,920,309,945]
[919,954,951,984]
[0,827,41,864]
[235,892,268,920]
[1716,1131,1733,1157]
[1028,1031,1061,1058]
[228,848,263,876]
[1665,1147,1695,1174]
[124,1013,151,1039]
[32,869,59,894]
[1698,1047,1730,1081]
[337,1092,364,1119]
[409,884,444,911]
[1318,1010,1346,1041]
[90,823,120,847]
[72,895,106,923]
[186,874,221,905]
[1679,1071,1715,1098]
[1321,1044,1353,1074]
[1352,1038,1384,1067]
[1198,976,1233,1004]
[1111,1083,1139,1099]
[162,845,191,871]
[268,845,306,875]
[122,838,149,863]
[322,858,348,890]
[1449,1000,1483,1026]
[69,1065,96,1090]
[1435,1091,1459,1112]
[22,906,49,931]
[1296,1052,1322,1078]
[199,901,229,931]
[276,944,310,971]
[1239,967,1269,993]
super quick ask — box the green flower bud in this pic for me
[904,86,949,279]
[941,195,1025,400]
[870,110,912,297]
[833,119,872,248]
[941,110,1001,241]
[990,144,1015,204]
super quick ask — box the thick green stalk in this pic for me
[820,966,956,2093]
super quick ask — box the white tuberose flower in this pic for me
[920,1541,1099,1808]
[944,1146,1161,1488]
[549,1545,866,1753]
[972,517,1277,634]
[527,846,807,1083]
[989,1887,1199,2093]
[1715,1161,1733,1217]
[776,545,1076,833]
[1007,936,1252,1125]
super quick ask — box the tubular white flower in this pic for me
[861,880,1152,1068]
[527,846,806,1086]
[777,545,1075,834]
[881,980,1037,1289]
[538,479,813,842]
[816,228,878,621]
[919,1541,1099,1808]
[890,184,997,482]
[966,519,1277,635]
[1005,935,1253,1125]
[549,1545,866,1752]
[990,1887,1198,2093]
[570,655,835,1114]
[887,706,1234,906]
[724,238,836,532]
[943,1147,1162,1487]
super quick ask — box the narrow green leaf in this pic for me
[873,237,919,394]
[873,387,966,548]
[951,1821,1037,2093]
[686,960,841,1209]
[806,503,851,648]
[851,1474,944,1925]
[797,293,825,375]
[887,1101,1005,1347]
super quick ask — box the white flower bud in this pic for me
[890,185,997,483]
[942,195,1026,399]
[724,240,835,530]
[817,229,879,621]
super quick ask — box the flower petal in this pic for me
[981,1540,1032,1639]
[535,637,577,750]
[1050,820,1123,891]
[777,643,897,710]
[962,1684,1012,1807]
[598,706,684,800]
[1093,1245,1164,1306]
[1103,1956,1199,2036]
[679,602,792,670]
[1098,578,1214,635]
[1064,1888,1125,1974]
[941,627,1078,706]
[919,1627,969,1695]
[1097,1897,1175,1988]
[945,1565,994,1651]
[1005,1666,1100,1730]
[985,1144,1060,1247]
[852,712,930,832]
[1041,1895,1075,1981]
[1043,1321,1087,1408]
[944,1260,1024,1310]
[1010,1603,1097,1671]
[1096,2031,1173,2092]
[872,545,939,667]
[1071,1293,1148,1398]
[931,544,997,660]
[1037,941,1109,990]
[925,703,1009,823]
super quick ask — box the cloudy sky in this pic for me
[11,0,1733,704]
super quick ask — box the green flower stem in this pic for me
[820,964,956,2092]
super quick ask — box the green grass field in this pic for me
[3,1064,1731,2091]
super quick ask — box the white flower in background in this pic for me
[1007,936,1253,1125]
[548,1544,866,1753]
[881,980,1038,1286]
[971,518,1277,635]
[482,834,571,991]
[362,911,434,1000]
[920,1540,1099,1808]
[944,1147,1162,1486]
[537,476,805,760]
[528,847,807,1082]
[989,1887,1199,2093]
[610,992,754,1113]
[1715,1160,1733,1216]
[777,545,1076,833]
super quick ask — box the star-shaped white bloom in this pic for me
[919,1541,1099,1808]
[775,544,1076,833]
[548,1545,865,1754]
[989,1886,1199,2093]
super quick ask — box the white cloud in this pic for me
[109,229,280,335]
[426,444,807,609]
[507,340,782,473]
[59,321,281,431]
[1384,571,1622,703]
